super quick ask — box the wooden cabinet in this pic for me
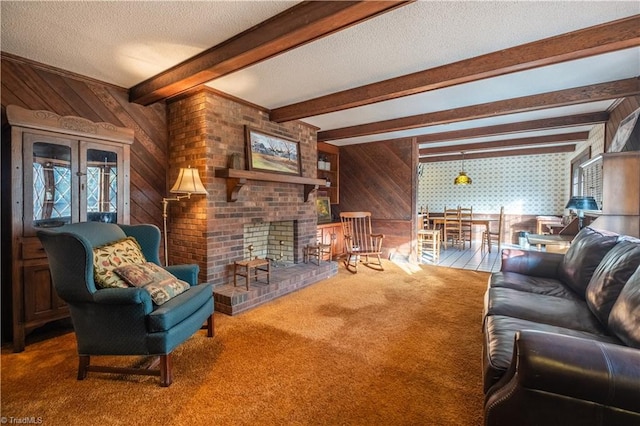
[3,105,134,352]
[317,142,339,204]
[593,151,640,237]
[602,151,640,216]
[317,222,344,259]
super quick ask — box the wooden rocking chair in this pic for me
[340,212,384,273]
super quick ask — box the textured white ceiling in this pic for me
[2,1,639,148]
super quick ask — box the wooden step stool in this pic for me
[233,258,270,290]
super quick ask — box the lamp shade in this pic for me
[170,167,208,195]
[565,196,598,211]
[454,171,472,185]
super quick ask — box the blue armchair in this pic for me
[37,222,214,386]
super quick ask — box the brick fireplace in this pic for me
[243,220,296,266]
[166,89,337,314]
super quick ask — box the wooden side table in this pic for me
[233,258,270,290]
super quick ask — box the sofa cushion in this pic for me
[115,262,190,305]
[93,237,147,289]
[484,287,606,335]
[586,241,640,326]
[608,267,640,348]
[557,227,619,297]
[489,272,580,300]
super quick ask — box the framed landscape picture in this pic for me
[245,126,301,176]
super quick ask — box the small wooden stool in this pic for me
[418,229,441,262]
[233,258,270,290]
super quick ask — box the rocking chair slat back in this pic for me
[339,211,384,273]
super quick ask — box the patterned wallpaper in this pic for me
[417,153,570,215]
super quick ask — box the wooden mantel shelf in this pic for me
[214,168,326,202]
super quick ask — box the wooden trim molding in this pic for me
[419,145,576,162]
[1,52,127,92]
[416,112,610,144]
[419,132,590,156]
[6,105,134,144]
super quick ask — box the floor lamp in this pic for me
[162,166,208,266]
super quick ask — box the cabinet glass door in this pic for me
[84,148,119,223]
[24,134,78,235]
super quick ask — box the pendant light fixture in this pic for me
[454,152,472,185]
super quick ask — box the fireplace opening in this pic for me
[243,220,296,267]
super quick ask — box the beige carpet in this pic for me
[1,260,488,425]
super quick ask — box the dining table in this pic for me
[428,217,497,252]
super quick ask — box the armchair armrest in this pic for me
[486,330,640,423]
[165,264,199,286]
[92,287,154,313]
[500,249,564,278]
[371,233,384,251]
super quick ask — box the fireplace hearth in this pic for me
[212,219,340,315]
[213,261,337,315]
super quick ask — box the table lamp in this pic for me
[162,166,208,265]
[565,196,599,230]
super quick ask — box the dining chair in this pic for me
[459,206,473,247]
[482,206,505,253]
[417,215,441,262]
[443,207,464,249]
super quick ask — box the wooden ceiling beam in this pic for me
[419,132,590,156]
[129,1,413,105]
[318,78,638,141]
[271,15,640,122]
[416,112,609,143]
[419,145,577,163]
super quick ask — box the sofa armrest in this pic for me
[485,330,640,424]
[165,264,199,286]
[500,249,564,278]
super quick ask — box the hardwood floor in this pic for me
[417,240,525,273]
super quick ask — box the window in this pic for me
[570,148,590,197]
[580,156,603,209]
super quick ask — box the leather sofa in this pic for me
[482,226,640,425]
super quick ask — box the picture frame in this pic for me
[609,107,640,153]
[245,126,301,176]
[316,196,332,224]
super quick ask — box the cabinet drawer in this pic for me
[22,238,47,260]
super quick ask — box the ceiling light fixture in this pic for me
[454,152,472,185]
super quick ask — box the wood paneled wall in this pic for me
[337,138,418,258]
[1,54,168,230]
[606,95,640,150]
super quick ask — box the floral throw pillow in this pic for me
[114,262,190,305]
[93,237,147,289]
